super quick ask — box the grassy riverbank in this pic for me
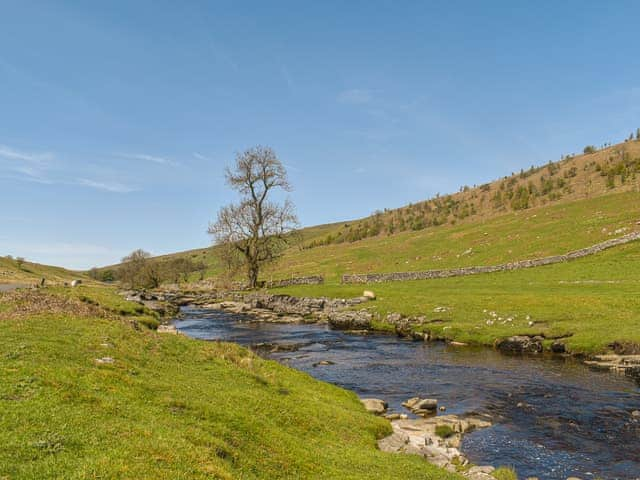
[0,286,460,479]
[275,240,640,355]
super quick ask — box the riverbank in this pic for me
[174,303,640,479]
[0,285,461,479]
[159,290,640,380]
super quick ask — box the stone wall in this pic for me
[342,231,640,284]
[265,275,324,288]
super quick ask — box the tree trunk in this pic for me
[248,262,259,289]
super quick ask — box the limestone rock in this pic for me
[327,310,372,330]
[360,398,388,415]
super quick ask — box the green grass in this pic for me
[274,240,640,354]
[264,190,640,282]
[435,425,455,439]
[0,288,459,479]
[136,190,640,286]
[0,256,87,285]
[491,467,518,480]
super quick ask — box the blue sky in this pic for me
[1,1,639,269]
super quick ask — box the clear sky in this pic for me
[1,1,639,269]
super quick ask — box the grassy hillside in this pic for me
[0,256,87,286]
[0,286,459,479]
[120,139,640,285]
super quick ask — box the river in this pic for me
[174,307,640,480]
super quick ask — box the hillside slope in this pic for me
[0,256,87,286]
[119,138,640,285]
[0,286,459,480]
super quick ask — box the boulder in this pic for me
[327,310,372,330]
[631,410,640,418]
[402,397,438,416]
[363,290,376,300]
[360,398,388,415]
[551,341,566,353]
[71,279,83,287]
[157,324,178,334]
[495,335,543,354]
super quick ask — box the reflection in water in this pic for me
[175,307,640,480]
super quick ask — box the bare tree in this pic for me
[208,146,298,288]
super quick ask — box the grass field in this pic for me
[0,286,460,479]
[275,239,640,355]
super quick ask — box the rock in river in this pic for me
[360,398,388,415]
[495,335,543,354]
[327,310,372,330]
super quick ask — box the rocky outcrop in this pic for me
[584,354,640,378]
[342,231,640,284]
[378,413,493,477]
[495,335,544,354]
[402,397,438,416]
[327,310,372,330]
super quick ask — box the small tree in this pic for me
[119,249,151,288]
[208,146,298,288]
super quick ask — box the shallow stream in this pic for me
[175,307,640,480]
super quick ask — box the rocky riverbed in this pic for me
[129,288,640,380]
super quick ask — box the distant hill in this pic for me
[103,137,640,284]
[0,256,87,286]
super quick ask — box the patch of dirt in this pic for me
[0,290,114,320]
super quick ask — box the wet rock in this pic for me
[402,397,438,416]
[551,341,566,353]
[631,410,640,418]
[496,335,543,354]
[468,466,495,475]
[327,310,372,330]
[360,398,388,415]
[384,413,402,420]
[313,360,335,367]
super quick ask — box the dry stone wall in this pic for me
[342,231,640,284]
[265,275,324,288]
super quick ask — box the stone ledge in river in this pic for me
[495,335,543,354]
[378,413,493,475]
[402,397,439,417]
[327,310,372,330]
